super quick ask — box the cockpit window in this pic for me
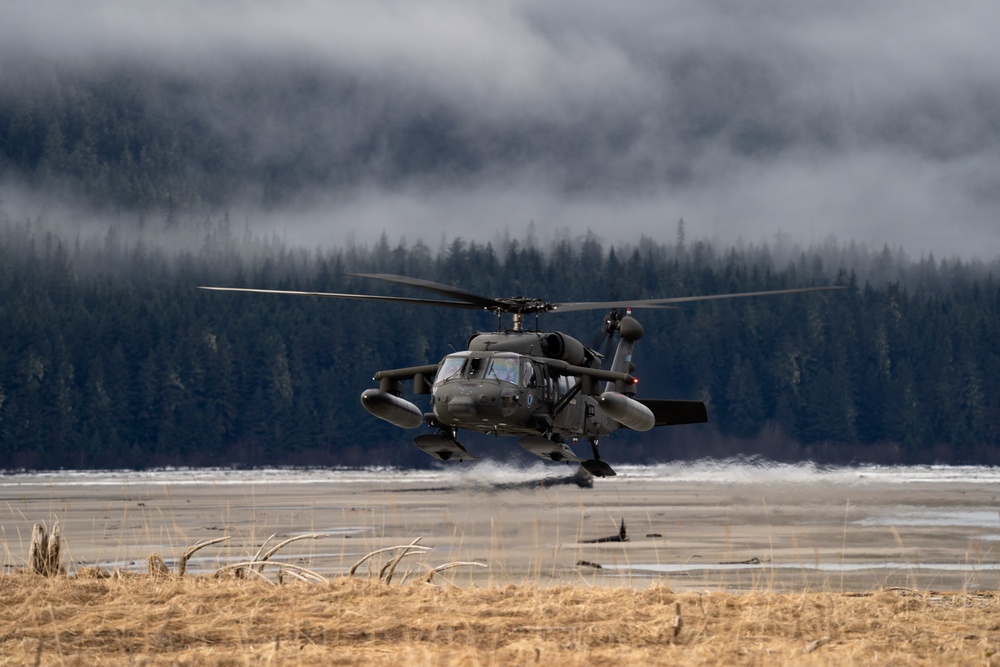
[436,352,524,384]
[435,354,468,384]
[434,352,532,384]
[486,355,520,384]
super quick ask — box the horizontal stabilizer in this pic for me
[637,399,708,426]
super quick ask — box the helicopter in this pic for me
[200,273,843,477]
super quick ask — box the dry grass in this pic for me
[2,573,999,666]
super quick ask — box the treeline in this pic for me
[2,214,999,470]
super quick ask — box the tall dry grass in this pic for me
[1,572,998,666]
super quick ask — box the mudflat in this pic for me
[3,462,999,591]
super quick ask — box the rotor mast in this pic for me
[496,297,550,333]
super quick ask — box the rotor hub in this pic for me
[494,297,554,315]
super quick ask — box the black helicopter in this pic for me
[201,273,842,477]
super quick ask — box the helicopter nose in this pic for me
[434,384,504,423]
[449,392,498,413]
[448,395,479,415]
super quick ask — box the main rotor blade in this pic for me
[551,285,845,313]
[347,273,505,310]
[197,286,488,310]
[201,278,845,315]
[550,300,672,313]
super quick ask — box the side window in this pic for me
[522,361,536,388]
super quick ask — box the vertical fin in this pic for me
[606,311,644,394]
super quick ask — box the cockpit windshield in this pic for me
[435,353,469,385]
[485,354,520,384]
[434,352,521,385]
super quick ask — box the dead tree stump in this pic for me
[28,522,62,576]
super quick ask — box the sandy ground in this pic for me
[2,463,999,592]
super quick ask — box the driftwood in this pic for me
[28,522,62,576]
[348,541,430,576]
[277,568,310,585]
[178,536,231,576]
[215,561,328,584]
[250,533,279,565]
[21,524,486,587]
[423,561,488,583]
[581,518,629,543]
[28,524,45,574]
[379,538,424,584]
[193,533,331,583]
[276,564,328,584]
[213,562,277,585]
[256,533,324,572]
[47,522,62,575]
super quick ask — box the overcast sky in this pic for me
[4,0,1000,259]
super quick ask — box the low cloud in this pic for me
[2,1,999,258]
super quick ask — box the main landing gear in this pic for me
[581,438,616,477]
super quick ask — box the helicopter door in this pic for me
[537,364,552,402]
